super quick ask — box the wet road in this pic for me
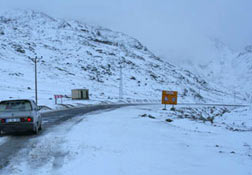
[0,104,126,170]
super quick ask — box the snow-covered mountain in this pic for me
[234,45,252,97]
[182,39,252,102]
[0,10,235,105]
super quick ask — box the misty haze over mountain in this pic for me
[1,0,252,64]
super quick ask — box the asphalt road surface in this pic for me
[0,104,126,170]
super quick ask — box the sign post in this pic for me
[162,91,178,110]
[54,95,63,104]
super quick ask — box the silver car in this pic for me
[0,99,42,134]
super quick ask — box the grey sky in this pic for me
[1,0,252,62]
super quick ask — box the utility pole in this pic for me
[198,87,201,102]
[30,56,42,105]
[119,64,123,100]
[234,92,236,104]
[118,55,124,100]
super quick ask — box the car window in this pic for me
[0,101,32,112]
[32,101,37,110]
[33,101,37,108]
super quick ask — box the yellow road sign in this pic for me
[162,91,178,105]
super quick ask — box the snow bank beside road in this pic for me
[2,105,252,175]
[52,105,252,175]
[0,137,7,146]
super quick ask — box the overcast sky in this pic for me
[1,0,252,63]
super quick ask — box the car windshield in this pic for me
[0,101,32,112]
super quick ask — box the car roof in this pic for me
[0,99,34,103]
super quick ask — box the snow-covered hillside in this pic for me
[180,39,252,103]
[0,10,236,106]
[234,45,252,97]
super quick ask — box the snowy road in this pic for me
[0,105,251,175]
[0,104,125,171]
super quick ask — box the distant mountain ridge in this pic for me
[182,39,252,102]
[0,10,236,104]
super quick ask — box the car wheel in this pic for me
[38,121,42,131]
[33,124,39,135]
